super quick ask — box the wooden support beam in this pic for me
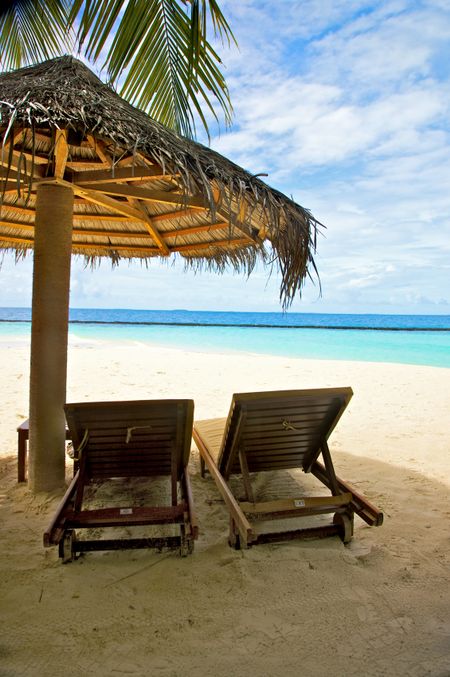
[152,208,202,223]
[0,219,34,231]
[216,206,261,245]
[66,162,106,170]
[238,448,255,503]
[0,154,46,177]
[163,221,229,239]
[0,217,231,242]
[54,129,69,179]
[172,237,252,254]
[0,165,45,181]
[74,181,207,209]
[72,165,179,184]
[0,204,34,217]
[0,233,32,245]
[128,199,170,255]
[86,135,111,166]
[69,183,149,223]
[0,204,141,223]
[71,242,160,255]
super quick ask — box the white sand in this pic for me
[0,338,449,676]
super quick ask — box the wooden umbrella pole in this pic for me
[29,182,74,493]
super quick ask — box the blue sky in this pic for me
[1,0,449,314]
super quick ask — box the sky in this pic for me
[1,0,449,315]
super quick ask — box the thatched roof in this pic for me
[0,56,321,306]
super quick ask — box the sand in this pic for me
[0,338,449,677]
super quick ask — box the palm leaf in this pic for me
[69,0,234,138]
[0,0,72,71]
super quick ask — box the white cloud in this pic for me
[2,1,450,315]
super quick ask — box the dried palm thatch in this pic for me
[0,56,321,306]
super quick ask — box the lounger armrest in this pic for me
[43,471,80,546]
[193,427,253,546]
[311,461,384,526]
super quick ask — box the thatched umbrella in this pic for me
[0,56,320,493]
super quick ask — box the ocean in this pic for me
[1,307,449,369]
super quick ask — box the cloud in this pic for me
[2,1,449,315]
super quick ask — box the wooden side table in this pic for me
[17,419,71,483]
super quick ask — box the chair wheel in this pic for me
[334,512,353,544]
[59,529,76,563]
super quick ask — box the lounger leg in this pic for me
[228,516,249,550]
[179,523,194,557]
[333,511,354,544]
[200,455,206,478]
[59,529,77,563]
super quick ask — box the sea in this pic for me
[1,307,449,369]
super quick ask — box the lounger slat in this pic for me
[82,440,174,452]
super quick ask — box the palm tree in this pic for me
[0,0,235,138]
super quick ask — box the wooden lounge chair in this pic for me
[44,399,197,561]
[193,388,383,549]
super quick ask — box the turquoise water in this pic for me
[1,308,449,368]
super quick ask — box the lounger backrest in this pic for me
[64,399,194,480]
[218,388,352,476]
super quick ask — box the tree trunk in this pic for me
[29,182,74,493]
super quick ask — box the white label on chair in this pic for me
[294,499,305,507]
[120,508,133,515]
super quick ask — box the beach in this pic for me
[0,339,449,676]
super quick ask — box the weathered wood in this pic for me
[128,198,170,254]
[320,440,340,495]
[44,399,197,560]
[311,461,384,527]
[238,447,254,502]
[240,493,352,515]
[172,238,252,253]
[54,129,69,178]
[194,388,382,548]
[183,469,199,539]
[74,181,207,209]
[43,471,80,546]
[72,165,178,184]
[193,426,253,546]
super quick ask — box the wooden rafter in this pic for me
[86,135,112,166]
[66,162,106,170]
[127,199,169,255]
[172,238,252,253]
[0,204,138,222]
[70,183,149,223]
[216,205,261,245]
[54,129,69,179]
[0,154,46,177]
[152,208,200,223]
[73,181,207,209]
[0,230,252,254]
[71,165,179,184]
[0,218,231,241]
[0,165,45,181]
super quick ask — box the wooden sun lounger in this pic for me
[193,388,383,549]
[44,399,197,561]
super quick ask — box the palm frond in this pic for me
[0,0,72,70]
[69,0,234,138]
